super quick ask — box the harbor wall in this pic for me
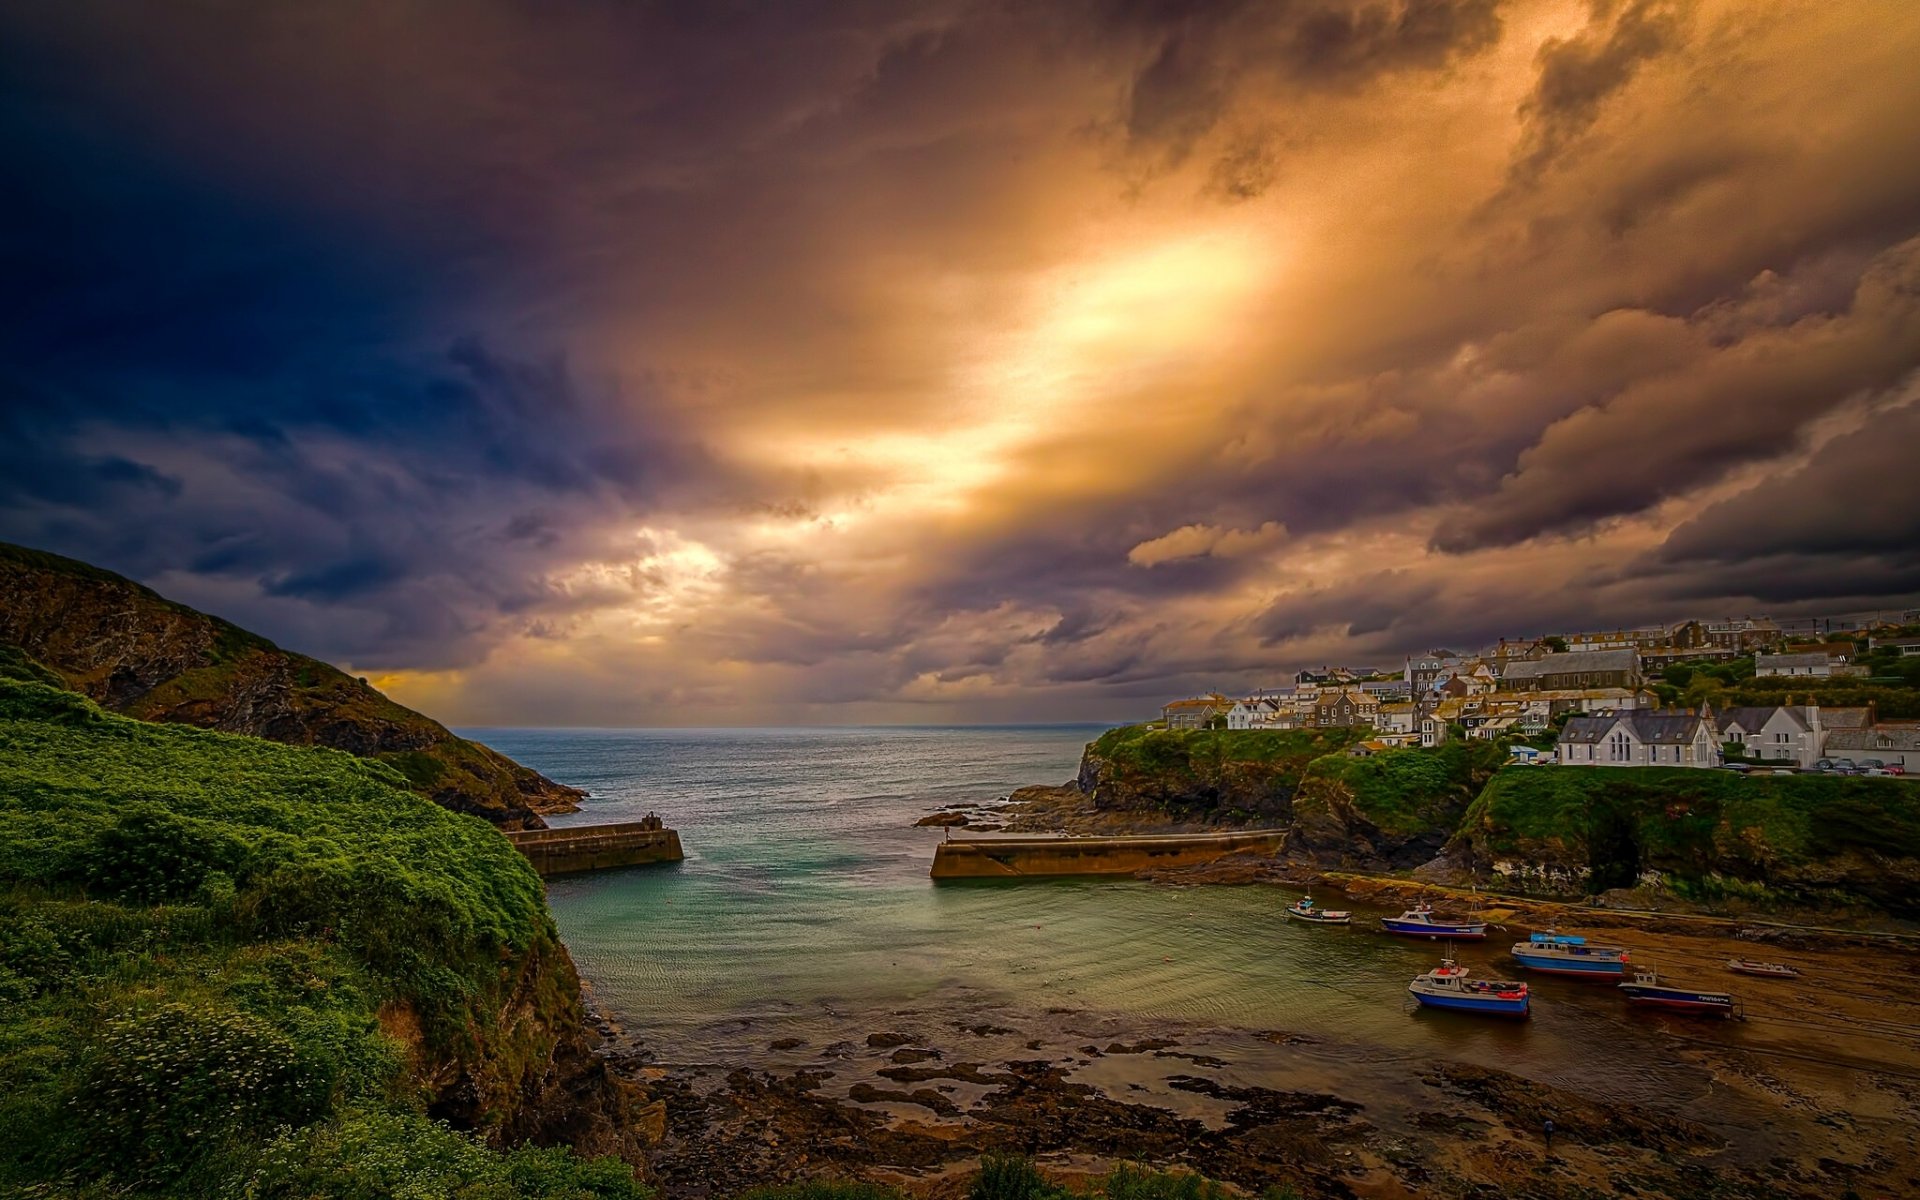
[929,830,1284,879]
[504,823,685,876]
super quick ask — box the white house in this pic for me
[1716,705,1824,767]
[1556,710,1722,768]
[1377,701,1418,734]
[1755,652,1838,677]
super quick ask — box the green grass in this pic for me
[0,675,642,1198]
[1457,766,1920,911]
[1296,741,1505,836]
[1085,725,1361,820]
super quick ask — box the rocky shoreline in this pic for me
[596,934,1920,1200]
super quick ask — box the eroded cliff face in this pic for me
[388,932,651,1166]
[0,542,582,829]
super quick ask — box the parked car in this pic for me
[1770,768,1795,776]
[1834,758,1860,770]
[1860,758,1886,769]
[1720,763,1753,772]
[1865,768,1891,777]
[1885,765,1908,776]
[1814,758,1835,770]
[1832,766,1861,776]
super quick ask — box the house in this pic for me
[1869,637,1920,657]
[1560,627,1669,652]
[1312,686,1381,729]
[1707,617,1783,652]
[1376,701,1418,734]
[1822,725,1920,771]
[1419,713,1449,747]
[1404,652,1463,693]
[1784,641,1857,662]
[1755,652,1856,678]
[1467,715,1520,741]
[1556,709,1722,768]
[1346,738,1392,758]
[1716,705,1824,767]
[1225,697,1272,730]
[1162,694,1228,729]
[1501,649,1641,692]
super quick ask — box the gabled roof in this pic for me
[1824,727,1920,752]
[1822,707,1873,729]
[1756,652,1832,668]
[1716,706,1810,735]
[1560,709,1711,745]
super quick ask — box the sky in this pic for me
[3,0,1919,726]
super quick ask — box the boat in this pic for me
[1511,931,1631,978]
[1283,896,1352,925]
[1726,959,1800,979]
[1381,903,1487,940]
[1618,968,1736,1017]
[1408,959,1530,1018]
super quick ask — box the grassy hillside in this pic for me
[0,676,643,1197]
[0,541,584,828]
[1453,766,1920,912]
[1287,742,1507,868]
[1081,726,1361,823]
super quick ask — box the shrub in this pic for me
[78,1000,326,1183]
[971,1154,1071,1200]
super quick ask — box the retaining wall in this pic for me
[504,823,685,876]
[929,830,1284,879]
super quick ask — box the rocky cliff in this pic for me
[1448,766,1920,915]
[1285,741,1507,870]
[0,541,582,829]
[1075,725,1361,824]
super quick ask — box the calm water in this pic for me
[466,726,1728,1110]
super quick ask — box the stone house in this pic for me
[1312,687,1381,729]
[1822,725,1920,770]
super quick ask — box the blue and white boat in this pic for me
[1511,931,1631,978]
[1381,903,1487,940]
[1408,959,1530,1018]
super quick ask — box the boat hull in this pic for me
[1284,910,1351,925]
[1619,984,1734,1016]
[1409,988,1530,1017]
[1512,950,1627,977]
[1382,918,1486,940]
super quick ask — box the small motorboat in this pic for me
[1381,903,1487,940]
[1408,959,1530,1018]
[1618,968,1737,1017]
[1284,896,1352,925]
[1511,931,1631,978]
[1726,959,1800,979]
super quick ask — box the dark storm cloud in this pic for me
[1652,399,1920,568]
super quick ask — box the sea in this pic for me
[463,725,1747,1121]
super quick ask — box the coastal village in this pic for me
[1158,615,1920,773]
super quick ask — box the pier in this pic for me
[504,821,685,876]
[929,830,1284,879]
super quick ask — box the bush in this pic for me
[245,1107,651,1200]
[971,1154,1071,1200]
[79,1000,326,1183]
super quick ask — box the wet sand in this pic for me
[599,879,1920,1200]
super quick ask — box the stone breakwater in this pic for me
[929,830,1284,879]
[505,822,685,876]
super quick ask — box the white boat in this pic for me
[1284,896,1352,925]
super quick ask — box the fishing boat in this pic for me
[1618,968,1736,1017]
[1283,896,1353,925]
[1726,959,1800,979]
[1408,959,1530,1018]
[1510,931,1631,978]
[1381,903,1487,940]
